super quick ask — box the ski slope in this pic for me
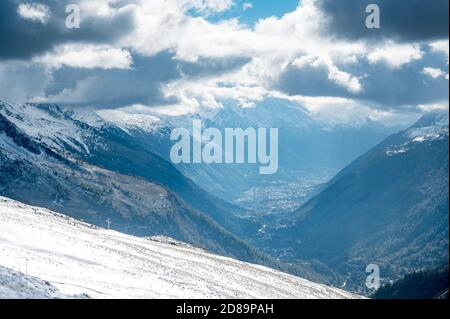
[0,197,359,299]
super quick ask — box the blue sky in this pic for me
[196,0,300,25]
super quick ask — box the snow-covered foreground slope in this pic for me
[0,197,359,299]
[0,265,88,299]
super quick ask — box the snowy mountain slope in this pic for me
[0,197,359,299]
[0,265,88,299]
[0,101,94,155]
[0,99,255,240]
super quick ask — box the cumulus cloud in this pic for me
[367,42,423,69]
[0,0,135,60]
[422,67,449,80]
[189,0,235,13]
[38,52,181,108]
[275,44,448,108]
[0,0,448,125]
[430,40,450,56]
[429,40,450,65]
[37,45,134,70]
[275,55,362,97]
[17,2,51,24]
[35,51,251,108]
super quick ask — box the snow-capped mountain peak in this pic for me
[385,111,449,157]
[0,100,93,155]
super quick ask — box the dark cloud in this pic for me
[44,52,251,108]
[273,62,352,98]
[274,48,449,108]
[354,53,449,107]
[317,0,449,42]
[0,0,135,60]
[43,52,182,108]
[0,61,51,103]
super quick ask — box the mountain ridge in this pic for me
[0,99,328,283]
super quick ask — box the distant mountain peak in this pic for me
[413,110,449,129]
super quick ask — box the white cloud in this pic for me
[430,40,449,65]
[422,67,449,80]
[242,2,252,11]
[367,42,423,68]
[4,0,446,126]
[292,55,362,93]
[27,0,364,91]
[430,40,449,56]
[327,63,362,94]
[190,0,235,13]
[127,0,366,110]
[122,0,329,61]
[278,95,419,127]
[36,45,133,70]
[17,2,51,24]
[418,102,449,112]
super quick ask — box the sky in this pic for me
[0,0,448,126]
[194,0,300,25]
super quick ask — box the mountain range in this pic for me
[1,98,448,296]
[1,100,309,279]
[91,98,402,215]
